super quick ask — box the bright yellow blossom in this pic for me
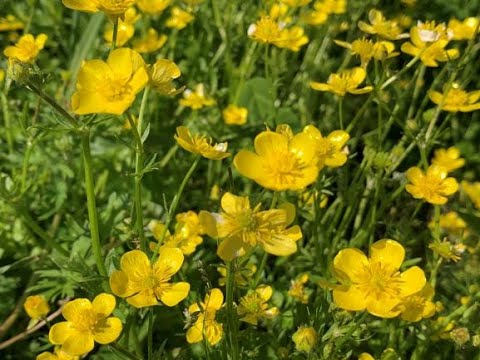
[332,239,426,318]
[104,7,139,46]
[405,165,458,205]
[37,347,79,360]
[358,9,405,40]
[175,126,230,160]
[292,326,318,353]
[248,16,283,44]
[431,147,465,172]
[0,15,24,32]
[186,288,224,346]
[48,293,122,356]
[396,283,436,322]
[148,59,181,95]
[334,38,398,66]
[274,26,309,52]
[179,84,215,109]
[62,0,136,16]
[165,7,194,30]
[429,211,467,236]
[302,0,345,25]
[3,33,47,63]
[288,274,310,304]
[281,0,311,6]
[71,47,148,115]
[358,353,375,360]
[302,7,329,26]
[223,104,248,125]
[429,84,480,112]
[461,181,480,209]
[234,125,319,191]
[133,28,168,53]
[110,249,190,308]
[303,125,350,168]
[268,3,290,23]
[24,295,50,320]
[237,285,279,325]
[448,17,479,40]
[137,0,171,14]
[200,192,302,261]
[310,67,373,96]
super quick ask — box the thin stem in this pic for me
[338,97,344,130]
[335,311,368,349]
[111,16,119,53]
[226,260,239,360]
[0,92,13,154]
[109,343,143,360]
[147,308,154,360]
[253,252,268,287]
[81,130,107,278]
[380,55,420,90]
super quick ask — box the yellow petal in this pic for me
[62,298,92,323]
[93,317,123,344]
[186,318,204,343]
[261,233,298,256]
[327,130,350,148]
[205,321,223,346]
[233,150,264,179]
[428,90,444,105]
[254,131,288,156]
[62,0,99,12]
[221,192,250,215]
[349,86,373,94]
[217,236,245,261]
[399,266,426,297]
[332,248,369,283]
[127,289,158,308]
[366,295,401,318]
[401,42,420,57]
[255,285,273,301]
[290,132,317,164]
[107,48,136,81]
[406,167,423,184]
[49,321,75,344]
[110,270,133,298]
[62,332,95,356]
[154,247,184,280]
[309,81,331,92]
[159,282,190,306]
[350,67,366,85]
[439,178,459,195]
[72,91,109,115]
[205,288,224,310]
[198,211,218,237]
[92,293,116,318]
[325,153,348,167]
[278,202,296,225]
[332,285,367,311]
[120,250,151,283]
[303,124,322,139]
[76,59,112,91]
[369,239,405,273]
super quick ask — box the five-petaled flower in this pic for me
[62,0,136,16]
[405,165,458,205]
[332,239,426,318]
[237,285,279,325]
[431,147,465,172]
[24,295,50,320]
[3,33,47,63]
[110,248,190,308]
[48,293,122,356]
[358,9,405,40]
[175,126,230,160]
[429,84,480,112]
[303,125,350,168]
[310,67,373,96]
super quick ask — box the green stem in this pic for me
[20,140,34,193]
[226,260,239,360]
[335,311,368,349]
[111,16,119,53]
[81,130,107,278]
[0,92,13,154]
[147,308,154,360]
[338,97,344,130]
[380,55,420,90]
[109,343,143,360]
[253,252,268,287]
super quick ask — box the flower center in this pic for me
[262,150,304,187]
[360,261,403,299]
[106,80,132,101]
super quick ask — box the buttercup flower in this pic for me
[3,33,47,63]
[334,37,398,66]
[0,15,24,32]
[429,84,480,112]
[179,84,215,109]
[165,7,194,30]
[396,283,436,322]
[462,181,480,209]
[292,326,318,353]
[358,9,405,40]
[110,249,190,308]
[303,125,350,168]
[358,353,375,360]
[237,285,279,325]
[288,273,310,304]
[310,67,373,96]
[429,211,467,235]
[248,16,283,44]
[274,26,309,52]
[186,288,224,346]
[24,295,50,320]
[281,0,311,6]
[200,192,302,261]
[175,126,230,160]
[104,7,139,46]
[137,0,171,14]
[332,239,426,318]
[148,59,181,95]
[37,347,79,360]
[62,0,136,16]
[234,125,319,191]
[405,165,458,205]
[133,28,168,53]
[48,293,122,356]
[431,147,465,172]
[223,104,248,125]
[71,48,148,115]
[448,17,479,40]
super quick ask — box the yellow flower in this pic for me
[174,126,230,160]
[148,59,181,95]
[334,37,398,66]
[217,263,257,287]
[0,69,5,83]
[281,0,311,6]
[310,67,373,96]
[179,83,215,109]
[288,273,310,304]
[248,16,283,44]
[234,125,319,191]
[358,353,375,360]
[401,21,459,67]
[237,285,279,325]
[396,283,436,322]
[133,28,168,53]
[71,47,148,115]
[302,8,329,26]
[0,15,24,32]
[62,0,136,15]
[186,288,224,346]
[37,347,80,360]
[429,84,480,112]
[3,33,47,63]
[274,26,309,52]
[104,7,139,46]
[268,3,291,23]
[48,293,122,356]
[110,249,190,308]
[137,0,171,14]
[199,192,302,261]
[24,295,50,320]
[332,239,426,318]
[303,125,350,168]
[292,326,318,353]
[429,211,467,235]
[165,7,194,30]
[431,147,465,172]
[222,104,248,125]
[405,165,458,205]
[358,9,405,40]
[448,17,479,40]
[462,181,480,209]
